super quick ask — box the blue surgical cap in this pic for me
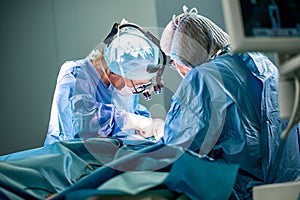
[104,27,160,80]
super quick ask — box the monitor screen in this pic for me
[221,0,300,54]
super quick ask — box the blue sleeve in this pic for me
[45,66,77,145]
[161,68,227,155]
[45,62,127,145]
[70,67,126,139]
[71,94,120,138]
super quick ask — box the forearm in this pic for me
[71,95,118,138]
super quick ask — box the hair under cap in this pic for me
[160,5,230,68]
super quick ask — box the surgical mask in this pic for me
[115,84,133,96]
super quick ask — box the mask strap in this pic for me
[99,57,113,87]
[117,63,132,89]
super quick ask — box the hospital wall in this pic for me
[0,0,225,155]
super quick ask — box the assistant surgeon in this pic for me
[159,6,300,200]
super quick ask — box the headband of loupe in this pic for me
[103,22,167,101]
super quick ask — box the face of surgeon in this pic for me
[92,55,151,96]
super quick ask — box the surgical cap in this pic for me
[104,27,160,80]
[160,5,230,68]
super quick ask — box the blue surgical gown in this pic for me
[44,59,150,145]
[160,52,300,199]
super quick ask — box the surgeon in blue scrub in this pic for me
[44,21,165,145]
[159,6,300,200]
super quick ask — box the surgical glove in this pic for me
[121,112,165,139]
[151,118,165,140]
[136,118,165,140]
[122,112,154,138]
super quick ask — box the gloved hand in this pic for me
[147,118,164,141]
[122,112,164,140]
